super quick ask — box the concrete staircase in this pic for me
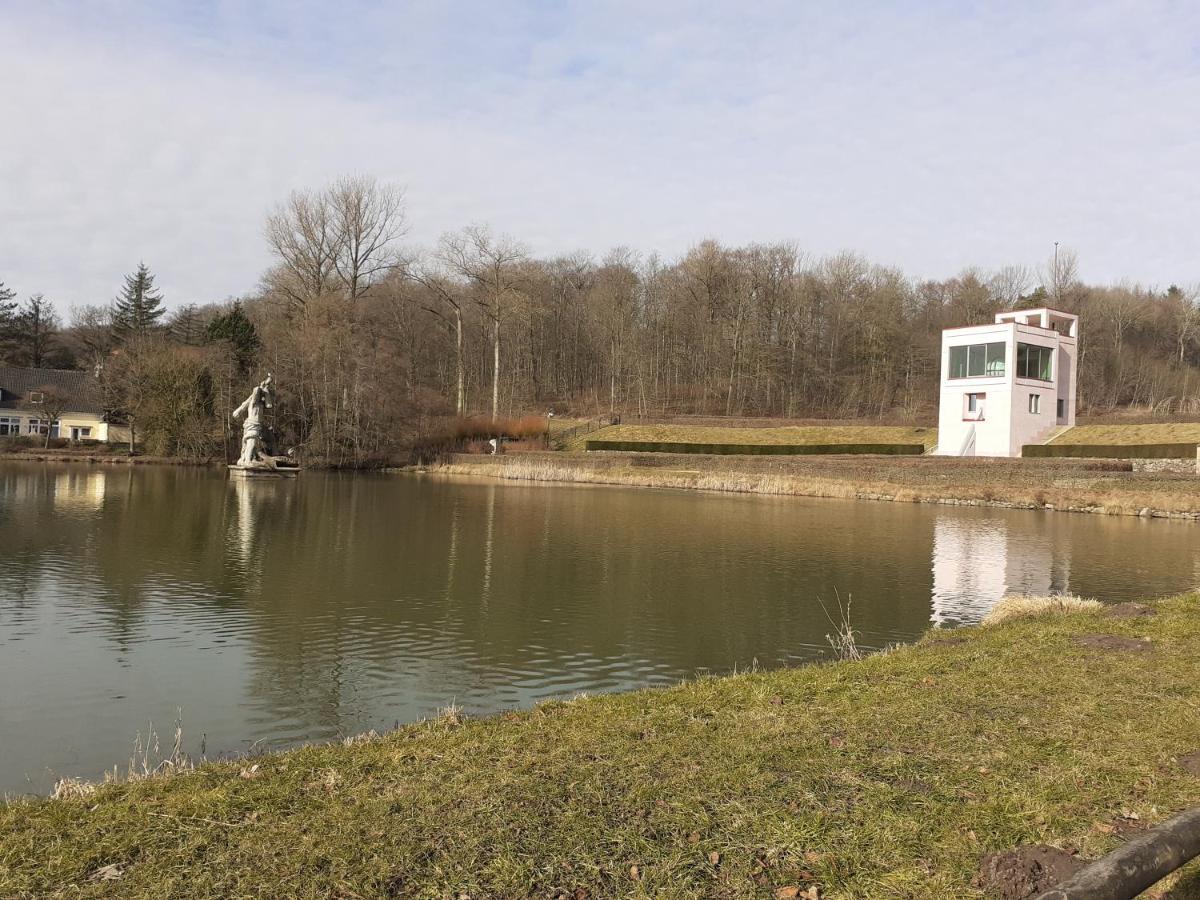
[1036,424,1073,445]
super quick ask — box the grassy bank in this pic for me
[438,453,1200,518]
[1051,422,1200,445]
[4,596,1200,897]
[570,423,937,453]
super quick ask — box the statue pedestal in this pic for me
[228,459,299,478]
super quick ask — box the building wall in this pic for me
[0,411,109,442]
[936,323,1014,457]
[936,316,1076,457]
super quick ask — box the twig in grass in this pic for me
[818,591,863,661]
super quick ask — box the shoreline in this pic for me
[431,452,1200,520]
[4,595,1199,896]
[0,451,219,467]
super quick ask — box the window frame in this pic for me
[1016,342,1054,382]
[963,392,987,421]
[1028,393,1040,414]
[948,341,1006,380]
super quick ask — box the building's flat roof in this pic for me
[995,306,1078,319]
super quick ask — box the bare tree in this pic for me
[988,265,1033,307]
[407,264,468,415]
[265,176,407,308]
[265,188,339,308]
[26,386,69,448]
[329,175,408,301]
[1041,247,1080,305]
[66,304,116,374]
[437,226,528,420]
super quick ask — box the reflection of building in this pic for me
[52,469,108,511]
[930,514,1070,626]
[935,308,1078,457]
[0,366,122,442]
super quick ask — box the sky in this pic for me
[1,0,1198,309]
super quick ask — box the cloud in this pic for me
[0,0,1197,308]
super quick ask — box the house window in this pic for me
[964,392,986,420]
[948,342,1006,378]
[1029,394,1040,414]
[1016,343,1054,381]
[1057,398,1066,419]
[0,416,17,436]
[27,419,59,437]
[28,391,44,404]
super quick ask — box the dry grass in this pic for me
[1051,423,1200,445]
[5,596,1200,897]
[437,453,1200,518]
[580,423,938,450]
[981,595,1104,626]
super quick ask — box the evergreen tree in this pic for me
[205,300,261,374]
[113,263,165,339]
[14,294,61,368]
[0,281,18,360]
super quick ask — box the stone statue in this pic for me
[232,374,274,468]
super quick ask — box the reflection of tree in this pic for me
[15,468,1200,762]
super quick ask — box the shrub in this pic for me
[1023,443,1197,459]
[982,595,1102,625]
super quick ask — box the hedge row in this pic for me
[1022,442,1199,459]
[583,440,926,456]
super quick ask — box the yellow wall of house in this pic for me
[0,412,110,441]
[57,415,109,442]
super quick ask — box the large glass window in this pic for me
[1016,343,1053,381]
[0,417,17,436]
[948,342,1005,378]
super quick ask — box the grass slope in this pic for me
[1051,423,1200,446]
[4,597,1200,898]
[579,424,937,452]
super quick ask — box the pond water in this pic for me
[1,463,1197,794]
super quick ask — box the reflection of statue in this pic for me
[232,374,274,466]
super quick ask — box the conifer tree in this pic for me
[112,263,165,339]
[205,300,261,374]
[0,281,19,361]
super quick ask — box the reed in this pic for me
[435,455,1200,519]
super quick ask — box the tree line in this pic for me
[2,174,1198,463]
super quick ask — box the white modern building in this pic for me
[935,308,1078,457]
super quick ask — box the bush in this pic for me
[1023,443,1197,459]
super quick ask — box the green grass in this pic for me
[5,597,1200,897]
[1052,423,1200,445]
[573,424,937,453]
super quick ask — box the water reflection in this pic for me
[2,464,1199,793]
[931,515,1071,626]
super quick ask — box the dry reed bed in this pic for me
[436,454,1200,518]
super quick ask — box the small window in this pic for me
[28,391,44,404]
[1057,398,1066,419]
[965,392,986,420]
[1029,394,1040,414]
[79,427,91,438]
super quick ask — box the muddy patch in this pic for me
[1177,750,1200,776]
[975,845,1086,899]
[1105,602,1156,619]
[1074,634,1152,652]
